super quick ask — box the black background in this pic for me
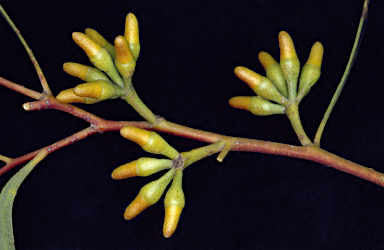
[1,0,384,249]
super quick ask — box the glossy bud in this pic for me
[297,42,324,102]
[85,28,116,59]
[163,169,184,238]
[124,168,175,220]
[114,35,136,87]
[278,31,300,100]
[229,96,285,116]
[124,13,140,60]
[63,62,110,82]
[72,32,124,87]
[111,157,173,179]
[258,51,288,98]
[234,66,288,106]
[56,88,98,104]
[74,80,126,101]
[120,126,180,160]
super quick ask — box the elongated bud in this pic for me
[63,62,90,81]
[258,52,288,98]
[279,31,300,100]
[234,66,288,106]
[63,63,110,82]
[163,169,184,238]
[72,32,101,58]
[74,80,126,101]
[72,32,124,87]
[120,126,180,160]
[85,28,116,59]
[56,88,98,104]
[229,96,285,116]
[297,42,323,102]
[124,13,140,59]
[112,157,173,179]
[124,168,175,220]
[114,35,136,84]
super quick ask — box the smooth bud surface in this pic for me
[163,169,184,238]
[124,13,140,59]
[297,42,323,101]
[124,168,175,220]
[112,161,139,179]
[229,96,252,111]
[306,42,324,69]
[142,132,180,160]
[124,195,150,220]
[85,28,116,59]
[74,82,103,99]
[278,31,300,100]
[114,36,136,81]
[112,157,172,179]
[63,62,90,81]
[278,31,297,60]
[56,88,98,104]
[258,52,288,98]
[74,80,125,101]
[249,96,285,116]
[72,32,101,58]
[120,126,152,146]
[234,66,288,105]
[88,48,124,87]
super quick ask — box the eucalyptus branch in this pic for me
[0,0,380,242]
[2,74,383,189]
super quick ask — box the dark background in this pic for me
[0,0,384,249]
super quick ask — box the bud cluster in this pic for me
[114,126,225,238]
[56,14,140,104]
[229,31,324,116]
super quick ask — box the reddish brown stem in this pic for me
[0,77,383,188]
[0,127,96,176]
[0,77,42,100]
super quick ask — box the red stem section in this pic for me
[0,77,383,187]
[0,77,42,100]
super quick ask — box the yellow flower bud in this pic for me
[229,96,285,116]
[278,31,300,100]
[74,80,126,101]
[229,96,252,111]
[63,62,90,81]
[234,66,288,105]
[85,28,116,59]
[72,32,101,58]
[124,195,150,220]
[111,157,173,179]
[63,63,110,82]
[258,52,288,98]
[112,160,138,179]
[124,168,175,220]
[120,126,152,146]
[297,42,324,101]
[124,13,140,59]
[72,32,124,87]
[163,169,184,238]
[306,41,324,69]
[56,88,99,104]
[279,31,297,60]
[74,81,102,99]
[114,35,136,84]
[120,126,180,160]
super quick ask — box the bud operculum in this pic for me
[163,169,185,238]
